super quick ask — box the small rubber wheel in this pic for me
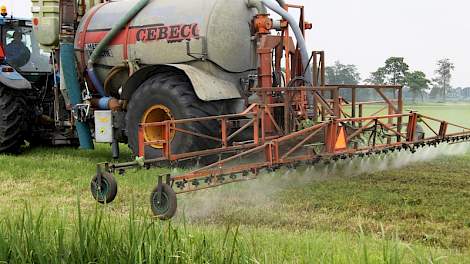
[150,183,177,220]
[90,172,118,204]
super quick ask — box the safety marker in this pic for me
[335,126,347,151]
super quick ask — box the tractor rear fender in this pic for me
[121,64,241,102]
[0,65,32,90]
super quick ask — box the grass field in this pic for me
[1,103,470,263]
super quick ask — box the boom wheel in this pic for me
[90,172,118,204]
[150,183,177,220]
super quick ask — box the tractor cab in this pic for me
[0,13,51,77]
[0,6,78,154]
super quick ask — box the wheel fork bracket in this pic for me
[96,162,110,189]
[156,174,171,202]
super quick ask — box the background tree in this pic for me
[382,57,409,85]
[325,61,361,85]
[367,57,409,99]
[429,79,441,100]
[366,67,386,84]
[325,61,361,101]
[405,71,430,102]
[434,58,455,101]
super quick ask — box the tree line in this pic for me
[325,57,456,102]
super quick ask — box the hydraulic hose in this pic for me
[260,0,314,108]
[87,0,150,98]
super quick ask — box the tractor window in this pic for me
[4,26,50,73]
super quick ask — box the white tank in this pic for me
[75,0,257,80]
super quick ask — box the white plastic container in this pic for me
[31,0,60,50]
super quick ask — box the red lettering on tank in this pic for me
[192,24,200,38]
[148,28,158,41]
[157,26,169,40]
[168,25,181,40]
[132,23,200,43]
[136,29,147,42]
[181,24,192,39]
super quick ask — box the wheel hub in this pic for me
[141,104,175,149]
[93,178,109,200]
[152,191,169,214]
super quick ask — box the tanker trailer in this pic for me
[74,0,259,160]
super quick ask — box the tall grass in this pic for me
[0,199,464,264]
[0,201,246,263]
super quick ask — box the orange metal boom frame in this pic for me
[103,84,470,195]
[91,2,470,219]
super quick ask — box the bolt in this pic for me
[176,181,185,189]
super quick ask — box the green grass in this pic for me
[1,202,467,263]
[1,102,470,263]
[404,102,470,126]
[360,101,470,133]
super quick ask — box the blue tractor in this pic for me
[0,14,78,153]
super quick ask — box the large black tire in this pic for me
[126,71,226,161]
[0,86,29,153]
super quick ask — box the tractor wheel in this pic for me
[0,86,29,153]
[126,72,225,162]
[150,183,177,220]
[90,172,118,204]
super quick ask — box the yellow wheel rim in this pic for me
[141,104,175,149]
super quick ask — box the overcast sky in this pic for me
[4,0,470,87]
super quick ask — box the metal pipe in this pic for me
[87,0,150,97]
[247,0,286,14]
[60,43,94,150]
[246,0,268,14]
[261,0,313,105]
[276,0,286,7]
